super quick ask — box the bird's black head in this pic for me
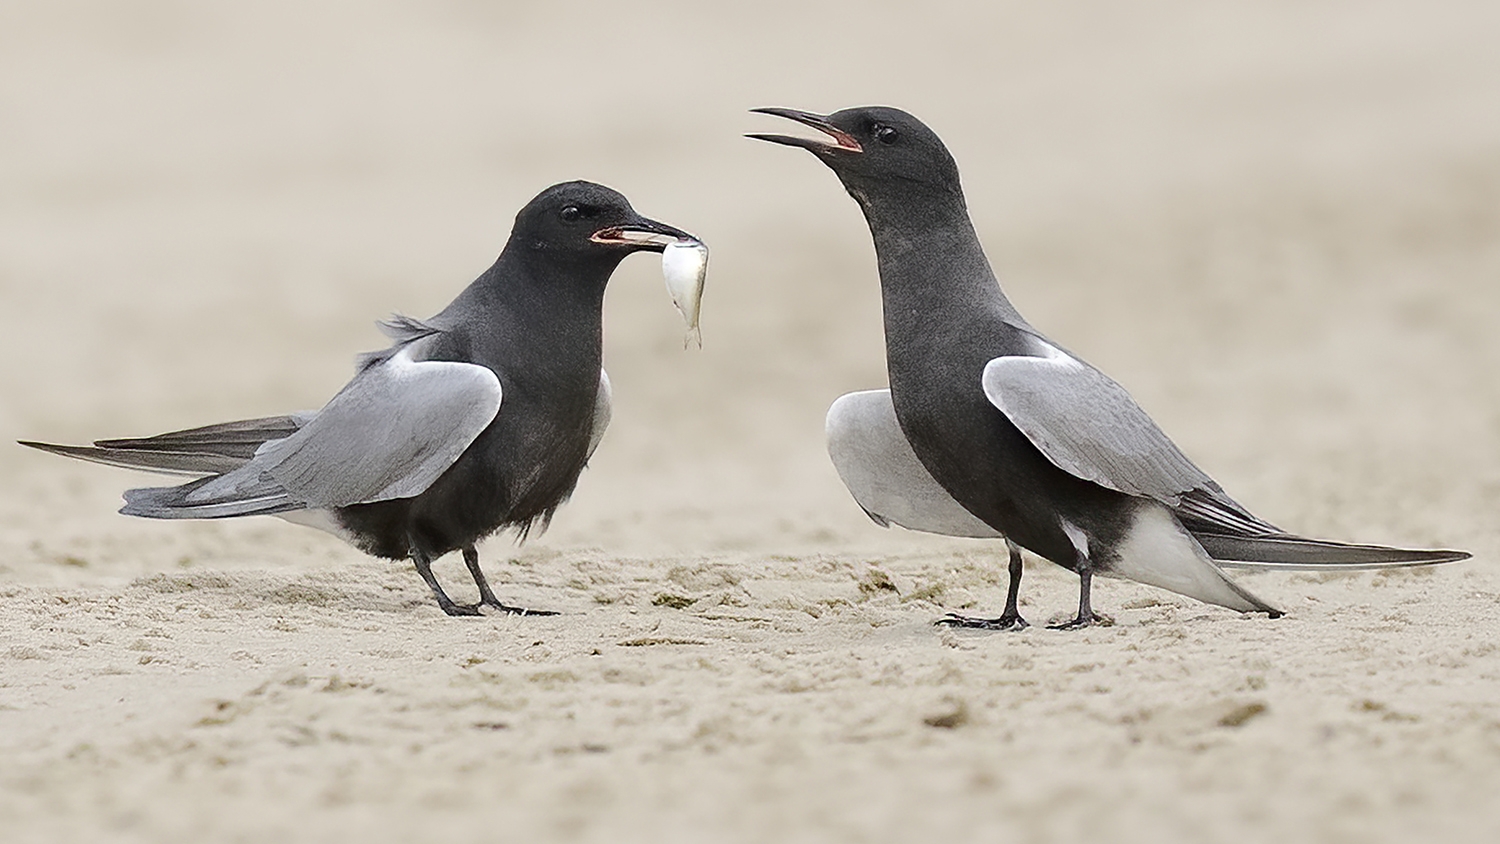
[748,106,964,209]
[511,181,695,268]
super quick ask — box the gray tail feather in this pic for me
[1196,532,1470,570]
[18,440,243,477]
[121,479,301,520]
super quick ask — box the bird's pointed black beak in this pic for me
[746,107,862,154]
[590,215,698,253]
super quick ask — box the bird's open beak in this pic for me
[746,107,863,154]
[590,216,697,253]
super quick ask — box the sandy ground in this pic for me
[3,2,1500,842]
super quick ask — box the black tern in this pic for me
[21,181,704,617]
[750,106,1468,629]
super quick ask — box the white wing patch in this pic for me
[826,390,1002,539]
[587,369,612,462]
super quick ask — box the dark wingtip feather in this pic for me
[19,439,242,476]
[1200,532,1471,570]
[93,416,303,457]
[19,439,77,455]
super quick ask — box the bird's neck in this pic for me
[484,247,613,317]
[858,193,1030,339]
[439,248,611,376]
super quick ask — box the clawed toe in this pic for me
[936,612,1029,631]
[1046,611,1113,630]
[481,600,559,617]
[439,600,558,617]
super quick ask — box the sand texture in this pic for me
[3,2,1499,842]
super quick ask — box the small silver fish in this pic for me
[662,240,707,348]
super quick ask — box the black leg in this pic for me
[462,545,558,617]
[936,539,1030,631]
[1048,564,1111,629]
[462,545,503,607]
[1001,539,1028,625]
[410,544,480,617]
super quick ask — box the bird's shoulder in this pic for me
[353,314,450,371]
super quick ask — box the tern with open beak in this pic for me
[750,106,1468,629]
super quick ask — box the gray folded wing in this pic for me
[248,351,500,506]
[182,348,502,510]
[980,346,1216,505]
[979,345,1293,536]
[980,349,1469,569]
[826,390,1002,538]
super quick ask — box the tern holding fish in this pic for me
[21,181,706,617]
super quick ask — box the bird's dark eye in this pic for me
[559,205,582,223]
[874,125,899,145]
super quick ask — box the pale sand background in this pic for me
[3,2,1499,842]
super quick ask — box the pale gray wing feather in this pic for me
[586,369,611,462]
[191,349,501,508]
[980,349,1213,503]
[827,390,1002,538]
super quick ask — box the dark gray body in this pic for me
[754,105,1467,625]
[338,252,607,561]
[21,180,695,616]
[868,199,1140,574]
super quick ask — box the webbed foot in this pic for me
[1047,611,1113,630]
[438,600,484,617]
[936,612,1030,631]
[479,598,559,617]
